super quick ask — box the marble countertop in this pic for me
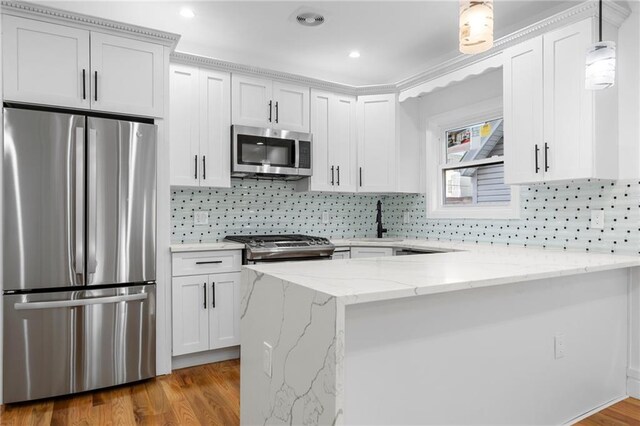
[246,239,640,305]
[170,242,245,252]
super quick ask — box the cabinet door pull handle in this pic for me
[195,155,198,180]
[82,69,86,100]
[203,155,206,180]
[195,260,222,265]
[544,143,549,172]
[359,167,363,187]
[268,101,272,122]
[331,165,335,186]
[211,283,216,308]
[94,71,98,102]
[275,101,279,123]
[336,166,340,186]
[534,144,540,173]
[203,283,207,310]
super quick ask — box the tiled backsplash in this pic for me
[171,179,382,243]
[171,179,640,256]
[385,180,640,255]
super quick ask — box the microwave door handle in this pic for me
[294,140,299,168]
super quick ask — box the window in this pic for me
[426,98,520,219]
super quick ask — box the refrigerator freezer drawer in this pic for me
[3,284,156,403]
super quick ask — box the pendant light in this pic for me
[585,0,616,90]
[459,0,494,54]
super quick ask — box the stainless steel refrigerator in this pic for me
[2,107,157,403]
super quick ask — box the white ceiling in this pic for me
[37,0,578,86]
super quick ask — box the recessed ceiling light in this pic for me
[180,8,195,19]
[349,51,360,59]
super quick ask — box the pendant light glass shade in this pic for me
[585,41,616,90]
[459,0,494,54]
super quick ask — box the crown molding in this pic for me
[1,1,181,48]
[171,51,359,95]
[395,0,630,95]
[171,0,630,99]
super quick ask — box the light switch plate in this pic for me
[322,211,330,224]
[403,212,411,224]
[591,210,604,229]
[263,342,273,377]
[193,211,209,226]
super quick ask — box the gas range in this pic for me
[224,234,335,262]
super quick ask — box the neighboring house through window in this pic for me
[426,97,520,219]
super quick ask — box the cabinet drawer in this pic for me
[172,250,242,276]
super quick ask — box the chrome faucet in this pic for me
[376,200,388,238]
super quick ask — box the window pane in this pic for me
[446,118,504,164]
[443,163,510,205]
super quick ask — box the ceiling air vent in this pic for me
[296,12,324,27]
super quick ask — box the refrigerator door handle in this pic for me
[87,128,98,275]
[75,127,85,276]
[13,292,148,310]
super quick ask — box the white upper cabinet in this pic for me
[199,69,232,188]
[169,64,231,188]
[90,32,164,117]
[232,75,272,128]
[332,95,358,192]
[169,64,200,187]
[504,18,618,185]
[307,90,357,192]
[2,15,90,109]
[2,15,164,117]
[503,36,544,185]
[272,82,310,132]
[357,94,397,193]
[232,75,310,132]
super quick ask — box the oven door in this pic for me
[232,125,298,175]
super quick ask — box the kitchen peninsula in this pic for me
[240,240,640,425]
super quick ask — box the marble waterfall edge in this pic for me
[240,268,345,426]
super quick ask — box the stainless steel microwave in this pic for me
[231,125,312,179]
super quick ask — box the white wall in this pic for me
[344,269,629,425]
[617,2,640,179]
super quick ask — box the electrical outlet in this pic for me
[591,210,604,229]
[554,334,566,359]
[193,211,209,226]
[263,342,273,377]
[322,211,330,224]
[403,211,411,224]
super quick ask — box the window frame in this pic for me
[425,97,520,219]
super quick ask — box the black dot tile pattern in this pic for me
[384,179,640,256]
[171,179,381,244]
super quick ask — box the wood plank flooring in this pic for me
[576,398,640,426]
[1,359,640,425]
[0,359,240,426]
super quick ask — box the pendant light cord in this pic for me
[599,0,603,42]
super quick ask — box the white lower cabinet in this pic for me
[172,251,241,356]
[350,247,394,259]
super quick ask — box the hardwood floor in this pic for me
[576,398,640,426]
[1,361,639,426]
[0,359,240,426]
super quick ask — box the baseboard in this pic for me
[628,374,640,399]
[563,395,627,425]
[171,346,240,370]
